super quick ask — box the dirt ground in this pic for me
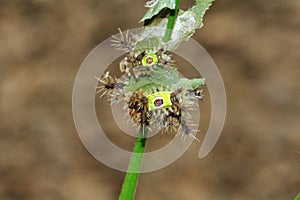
[1,0,300,199]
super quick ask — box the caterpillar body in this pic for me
[97,29,205,140]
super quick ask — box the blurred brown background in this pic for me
[1,0,300,199]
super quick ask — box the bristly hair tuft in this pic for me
[111,28,137,52]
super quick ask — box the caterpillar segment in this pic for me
[119,43,172,74]
[96,71,128,104]
[126,91,151,136]
[110,28,136,52]
[95,72,119,98]
[194,88,204,99]
[96,69,204,139]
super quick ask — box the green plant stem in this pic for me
[119,2,180,198]
[119,127,148,200]
[163,0,180,42]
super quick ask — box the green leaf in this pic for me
[190,0,214,28]
[124,65,181,93]
[136,0,214,52]
[140,0,176,23]
[189,78,206,89]
[133,37,162,55]
[172,78,205,92]
[122,65,205,94]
